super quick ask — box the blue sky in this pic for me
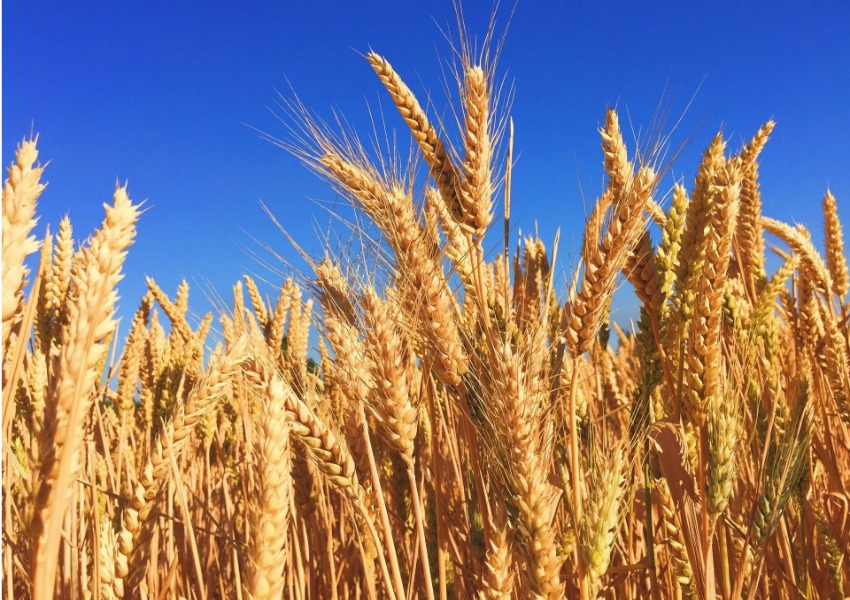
[4,1,850,333]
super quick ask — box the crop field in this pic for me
[3,26,850,600]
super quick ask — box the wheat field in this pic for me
[3,32,849,600]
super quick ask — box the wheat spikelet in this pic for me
[386,188,468,385]
[816,298,850,425]
[815,509,845,597]
[665,136,728,389]
[751,383,812,542]
[315,258,358,327]
[320,152,389,217]
[581,190,613,276]
[319,154,468,386]
[675,135,727,290]
[563,110,655,357]
[95,522,119,600]
[281,378,398,597]
[284,293,312,397]
[427,186,474,282]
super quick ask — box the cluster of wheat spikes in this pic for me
[4,37,850,600]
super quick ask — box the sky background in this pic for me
[4,1,850,335]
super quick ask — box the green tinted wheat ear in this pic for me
[2,137,46,349]
[752,383,812,543]
[367,52,461,220]
[823,190,848,299]
[706,387,740,516]
[657,184,688,306]
[31,185,139,600]
[581,447,626,595]
[815,510,845,597]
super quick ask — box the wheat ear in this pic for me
[735,121,774,295]
[581,447,626,595]
[2,137,46,350]
[823,190,848,299]
[479,503,515,600]
[366,52,461,220]
[460,65,494,238]
[244,371,292,600]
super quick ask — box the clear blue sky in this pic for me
[4,1,850,332]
